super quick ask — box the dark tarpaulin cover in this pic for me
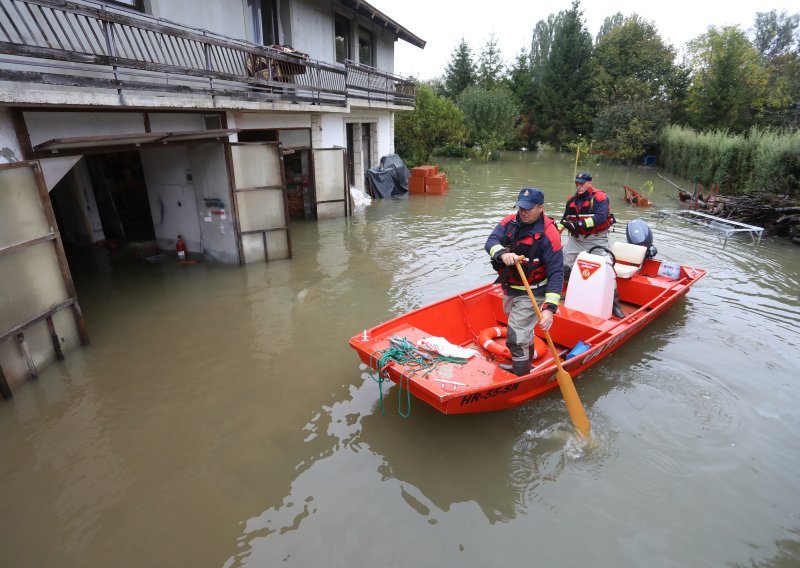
[366,154,410,198]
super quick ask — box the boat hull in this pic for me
[350,259,705,414]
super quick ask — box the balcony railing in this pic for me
[0,0,415,108]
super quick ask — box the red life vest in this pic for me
[564,187,615,235]
[492,215,556,287]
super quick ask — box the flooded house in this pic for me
[0,0,424,395]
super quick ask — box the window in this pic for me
[358,27,374,66]
[248,0,279,46]
[334,15,350,63]
[106,0,144,10]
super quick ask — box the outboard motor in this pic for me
[626,219,658,258]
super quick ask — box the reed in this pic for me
[659,125,800,195]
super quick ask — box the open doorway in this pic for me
[284,149,313,220]
[85,152,156,243]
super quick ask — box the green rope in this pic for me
[367,336,467,418]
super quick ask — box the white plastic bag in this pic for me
[349,185,371,210]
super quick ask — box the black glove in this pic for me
[562,220,577,234]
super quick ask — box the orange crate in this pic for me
[425,173,447,187]
[408,176,426,194]
[410,166,429,178]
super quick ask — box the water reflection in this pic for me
[3,151,800,568]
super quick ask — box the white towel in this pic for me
[416,337,477,359]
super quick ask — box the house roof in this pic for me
[340,0,426,49]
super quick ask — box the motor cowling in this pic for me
[626,219,657,258]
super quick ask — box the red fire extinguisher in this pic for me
[176,235,187,260]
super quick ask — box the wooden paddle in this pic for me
[515,261,591,437]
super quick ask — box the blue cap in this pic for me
[516,187,544,209]
[575,172,592,183]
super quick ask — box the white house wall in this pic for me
[376,32,395,74]
[24,112,147,148]
[231,113,312,130]
[148,113,208,132]
[292,0,334,62]
[140,146,203,254]
[149,0,249,42]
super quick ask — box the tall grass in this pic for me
[659,125,800,196]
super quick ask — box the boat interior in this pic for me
[363,254,692,367]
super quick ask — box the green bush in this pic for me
[432,143,472,158]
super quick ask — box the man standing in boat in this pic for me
[559,172,624,318]
[485,188,564,377]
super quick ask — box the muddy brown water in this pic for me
[2,151,799,567]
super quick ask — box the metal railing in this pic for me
[345,59,415,106]
[0,0,415,107]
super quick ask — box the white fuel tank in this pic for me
[564,252,616,319]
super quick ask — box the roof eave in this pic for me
[340,0,426,49]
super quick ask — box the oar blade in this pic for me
[555,368,591,437]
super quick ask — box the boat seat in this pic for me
[611,242,647,279]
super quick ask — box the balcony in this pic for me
[0,0,415,109]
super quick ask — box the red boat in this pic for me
[350,243,705,414]
[623,184,652,207]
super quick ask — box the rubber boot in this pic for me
[512,359,531,377]
[499,363,513,372]
[612,290,625,319]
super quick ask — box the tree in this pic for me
[477,33,505,89]
[530,14,563,71]
[506,48,533,106]
[592,100,669,161]
[596,12,624,43]
[518,12,566,147]
[752,10,800,128]
[395,83,465,165]
[591,15,677,105]
[442,38,476,101]
[685,26,768,132]
[753,10,799,60]
[590,15,678,158]
[532,1,594,150]
[457,86,519,161]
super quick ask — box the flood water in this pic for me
[2,150,799,567]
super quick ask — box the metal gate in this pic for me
[228,142,291,264]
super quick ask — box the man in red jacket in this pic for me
[485,188,564,376]
[559,172,624,318]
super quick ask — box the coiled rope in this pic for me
[367,336,467,418]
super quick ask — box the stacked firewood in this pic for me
[717,194,800,244]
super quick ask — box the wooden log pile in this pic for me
[717,194,800,244]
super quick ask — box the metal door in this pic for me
[0,161,89,398]
[311,147,348,219]
[228,142,291,264]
